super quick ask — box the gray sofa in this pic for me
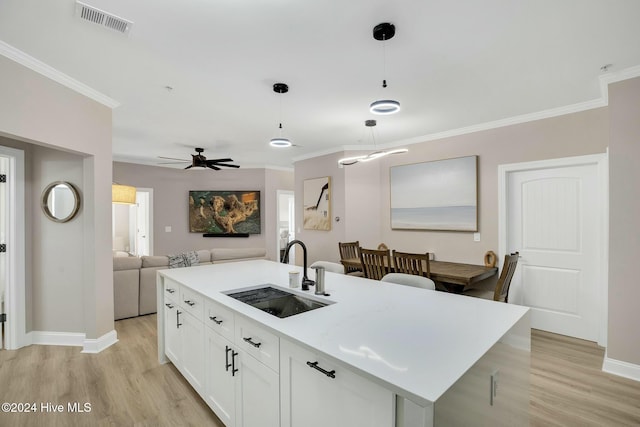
[113,248,266,320]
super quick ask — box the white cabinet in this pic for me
[235,346,279,427]
[204,327,236,426]
[204,312,280,427]
[163,282,181,365]
[280,339,394,427]
[180,309,204,392]
[163,278,205,393]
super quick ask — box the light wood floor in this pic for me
[1,316,639,426]
[530,329,640,426]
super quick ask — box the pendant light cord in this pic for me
[382,34,387,88]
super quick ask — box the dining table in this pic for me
[339,257,498,292]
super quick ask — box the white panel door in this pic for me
[507,161,603,341]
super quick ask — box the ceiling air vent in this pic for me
[75,1,133,35]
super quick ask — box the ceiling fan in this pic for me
[158,147,240,170]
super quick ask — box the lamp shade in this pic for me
[112,184,136,204]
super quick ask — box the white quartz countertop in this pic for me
[159,259,529,405]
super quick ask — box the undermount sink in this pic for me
[225,285,332,318]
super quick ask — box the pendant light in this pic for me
[370,22,400,115]
[112,183,136,204]
[338,120,408,166]
[270,83,293,148]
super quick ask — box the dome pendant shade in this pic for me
[370,99,401,115]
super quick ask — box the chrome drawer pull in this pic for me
[243,337,262,348]
[306,361,335,379]
[209,316,223,325]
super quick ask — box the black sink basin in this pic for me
[225,285,331,318]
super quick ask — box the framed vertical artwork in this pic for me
[303,176,331,231]
[390,155,478,231]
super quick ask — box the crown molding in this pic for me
[297,64,640,162]
[0,40,120,109]
[598,64,640,105]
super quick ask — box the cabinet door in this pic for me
[180,309,205,393]
[235,352,279,427]
[280,340,394,427]
[204,328,236,427]
[164,302,181,365]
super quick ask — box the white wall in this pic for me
[0,55,113,339]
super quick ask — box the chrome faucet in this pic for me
[281,239,315,291]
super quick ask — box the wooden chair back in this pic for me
[338,241,361,273]
[494,252,519,302]
[359,247,392,280]
[392,250,431,278]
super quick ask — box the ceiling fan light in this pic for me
[270,137,292,148]
[370,99,401,115]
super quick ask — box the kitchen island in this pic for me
[157,259,530,427]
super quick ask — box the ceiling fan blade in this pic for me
[159,156,189,161]
[206,158,233,164]
[206,164,221,171]
[212,163,240,168]
[184,165,193,170]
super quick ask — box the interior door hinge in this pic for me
[0,313,6,323]
[0,174,6,183]
[0,244,6,253]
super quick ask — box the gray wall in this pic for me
[295,107,608,265]
[0,55,113,339]
[608,76,640,365]
[379,108,609,264]
[294,83,640,370]
[113,161,293,260]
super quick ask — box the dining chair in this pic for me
[309,261,345,274]
[381,273,435,290]
[463,252,519,302]
[338,241,364,276]
[359,247,392,280]
[391,250,431,278]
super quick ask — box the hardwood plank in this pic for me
[2,317,639,426]
[530,329,640,426]
[0,315,222,427]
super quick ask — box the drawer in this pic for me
[180,286,204,321]
[204,298,235,342]
[235,316,280,372]
[164,278,180,303]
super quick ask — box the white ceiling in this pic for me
[1,0,639,169]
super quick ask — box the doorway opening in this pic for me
[277,190,295,264]
[113,188,153,256]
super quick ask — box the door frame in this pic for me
[498,152,609,347]
[135,188,153,256]
[276,190,295,263]
[0,145,26,350]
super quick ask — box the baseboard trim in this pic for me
[602,354,640,382]
[25,329,118,353]
[28,331,85,347]
[82,330,119,354]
